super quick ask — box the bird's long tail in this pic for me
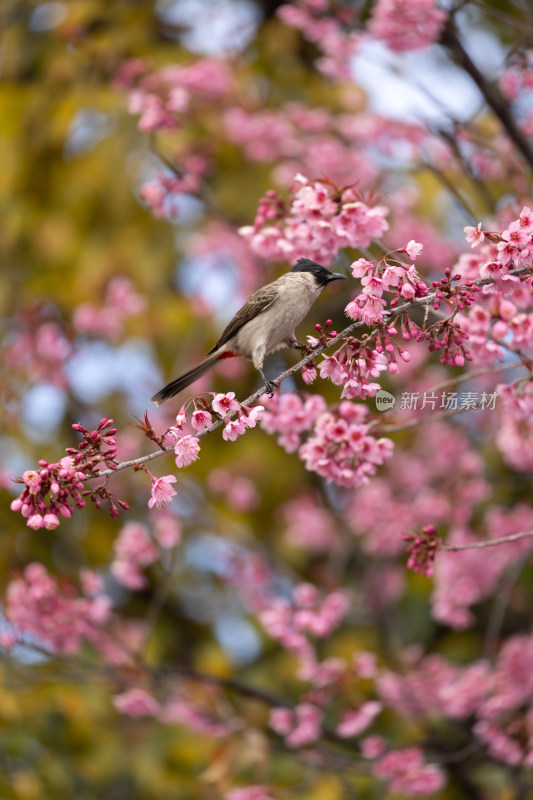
[150,353,221,406]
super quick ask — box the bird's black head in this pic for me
[291,258,347,288]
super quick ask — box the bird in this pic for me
[150,258,347,405]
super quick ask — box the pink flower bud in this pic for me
[43,513,60,530]
[400,283,416,300]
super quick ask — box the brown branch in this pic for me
[426,360,527,393]
[382,403,482,433]
[469,0,533,37]
[155,665,363,753]
[442,530,533,551]
[417,160,478,221]
[440,22,533,171]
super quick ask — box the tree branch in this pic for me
[442,530,533,551]
[440,22,533,172]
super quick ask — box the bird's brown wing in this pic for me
[207,282,280,354]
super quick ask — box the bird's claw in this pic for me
[265,380,276,397]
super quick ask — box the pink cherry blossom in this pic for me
[212,391,241,416]
[404,239,424,259]
[369,0,447,53]
[222,415,247,441]
[336,702,382,738]
[225,786,275,800]
[373,747,446,795]
[6,563,112,655]
[173,434,201,468]
[154,512,182,548]
[148,473,178,509]
[191,408,213,432]
[113,688,160,717]
[242,405,265,428]
[286,703,323,747]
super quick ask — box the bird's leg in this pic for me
[258,367,277,398]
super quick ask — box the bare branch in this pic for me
[443,531,533,551]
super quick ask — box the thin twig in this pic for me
[382,403,480,433]
[417,160,478,221]
[442,530,533,551]
[483,557,526,660]
[426,360,527,393]
[469,0,533,37]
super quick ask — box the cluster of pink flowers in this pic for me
[422,318,473,368]
[260,391,327,453]
[208,468,260,512]
[214,393,265,442]
[169,392,265,452]
[73,276,146,341]
[499,51,533,135]
[280,493,338,551]
[11,455,86,531]
[259,582,349,661]
[110,513,181,590]
[465,206,533,279]
[269,702,323,747]
[67,416,120,472]
[495,382,533,472]
[4,318,72,389]
[299,401,394,488]
[239,174,389,264]
[224,105,379,187]
[261,393,393,488]
[373,747,446,795]
[10,418,132,530]
[344,420,488,557]
[454,304,505,365]
[403,524,441,577]
[432,505,533,629]
[344,246,427,327]
[377,633,533,769]
[336,701,383,738]
[225,787,275,800]
[5,562,111,655]
[113,687,240,738]
[116,57,233,133]
[500,50,533,100]
[111,521,160,590]
[277,1,362,80]
[139,162,205,221]
[473,635,533,766]
[319,339,389,399]
[368,0,448,53]
[278,0,447,74]
[378,652,490,720]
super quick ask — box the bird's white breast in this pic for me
[234,272,322,365]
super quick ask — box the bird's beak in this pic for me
[326,272,347,282]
